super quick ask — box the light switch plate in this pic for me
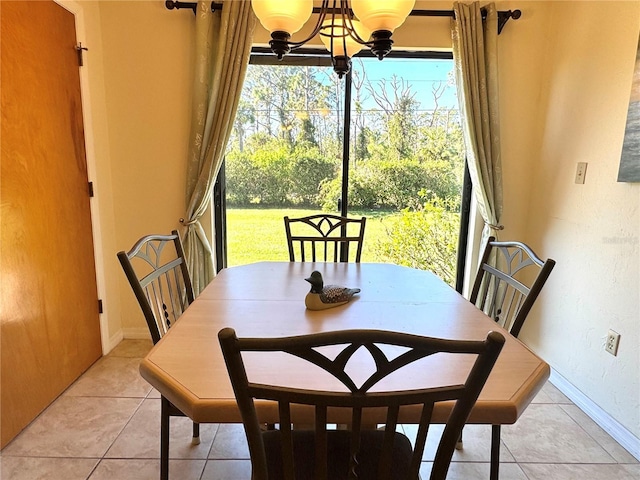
[575,162,588,184]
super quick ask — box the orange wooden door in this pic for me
[0,0,102,447]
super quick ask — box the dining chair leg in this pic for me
[490,424,501,480]
[161,397,170,480]
[192,422,200,445]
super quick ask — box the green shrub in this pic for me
[373,159,426,209]
[318,158,461,211]
[288,149,337,206]
[226,139,337,207]
[227,131,463,211]
[319,173,378,211]
[374,199,460,286]
[225,150,260,205]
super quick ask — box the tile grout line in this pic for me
[82,355,149,480]
[558,403,638,464]
[557,403,620,465]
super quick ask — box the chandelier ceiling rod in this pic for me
[164,1,521,35]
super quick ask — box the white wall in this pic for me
[514,1,640,441]
[98,0,195,338]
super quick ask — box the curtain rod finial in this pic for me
[497,9,522,34]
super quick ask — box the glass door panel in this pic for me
[225,63,344,265]
[347,57,465,286]
[223,54,466,287]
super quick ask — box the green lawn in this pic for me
[226,207,394,266]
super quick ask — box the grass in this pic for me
[226,207,395,266]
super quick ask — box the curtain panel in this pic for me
[182,0,256,295]
[452,1,504,248]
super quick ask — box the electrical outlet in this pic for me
[605,330,620,356]
[575,162,588,184]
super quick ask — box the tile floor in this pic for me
[1,339,638,480]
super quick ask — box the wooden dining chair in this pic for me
[284,214,366,262]
[117,230,198,480]
[463,236,555,478]
[219,327,505,480]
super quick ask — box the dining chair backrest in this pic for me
[284,214,366,263]
[117,230,194,344]
[470,237,556,338]
[218,327,505,480]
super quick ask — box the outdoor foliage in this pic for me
[226,138,336,206]
[375,199,461,286]
[225,61,465,278]
[319,157,461,210]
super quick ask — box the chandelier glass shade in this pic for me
[251,0,415,77]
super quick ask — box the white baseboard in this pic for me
[104,329,123,355]
[103,328,151,354]
[549,368,640,461]
[122,327,153,340]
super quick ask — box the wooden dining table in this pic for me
[139,261,550,480]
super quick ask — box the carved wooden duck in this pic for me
[304,271,361,310]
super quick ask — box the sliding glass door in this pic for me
[217,50,468,287]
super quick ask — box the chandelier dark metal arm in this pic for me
[165,0,520,34]
[165,0,521,76]
[268,0,386,77]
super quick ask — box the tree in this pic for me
[350,58,371,165]
[365,75,419,160]
[232,98,255,152]
[239,65,335,151]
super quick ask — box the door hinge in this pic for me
[76,43,88,67]
[88,181,94,197]
[98,299,103,314]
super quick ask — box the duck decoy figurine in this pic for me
[304,270,361,310]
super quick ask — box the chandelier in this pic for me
[251,0,416,78]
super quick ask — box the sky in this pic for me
[351,57,459,111]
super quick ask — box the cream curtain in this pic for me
[182,1,256,295]
[452,2,503,246]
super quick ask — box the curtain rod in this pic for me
[164,1,521,34]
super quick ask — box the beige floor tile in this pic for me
[403,423,516,463]
[520,463,640,479]
[208,424,250,459]
[201,459,252,480]
[147,387,161,399]
[106,399,219,459]
[0,456,98,480]
[420,461,528,480]
[2,396,142,458]
[88,458,205,480]
[64,356,152,398]
[531,382,556,404]
[501,404,616,463]
[539,381,572,403]
[108,339,153,358]
[560,404,639,464]
[622,464,640,476]
[530,389,553,403]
